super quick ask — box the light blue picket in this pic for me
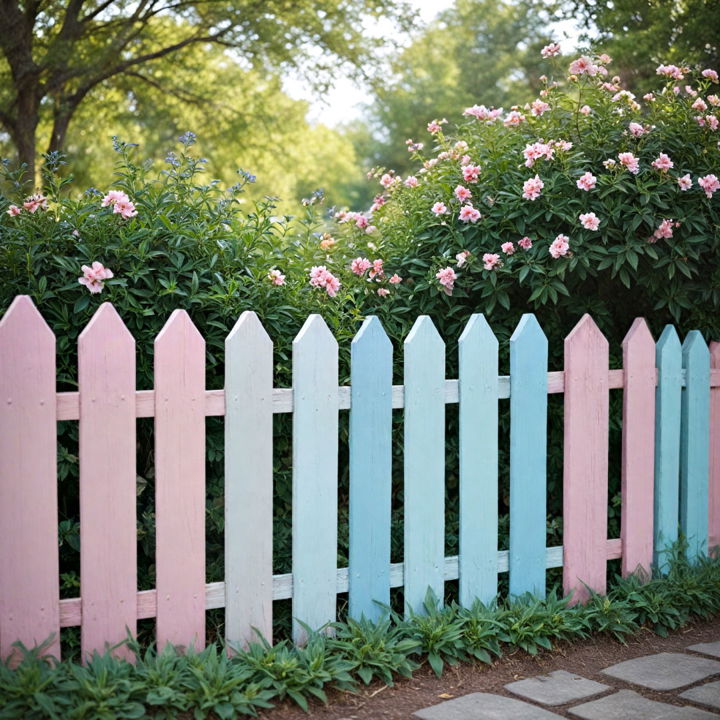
[680,330,711,562]
[654,325,682,571]
[509,314,548,597]
[458,314,498,606]
[225,311,274,649]
[292,315,339,643]
[404,316,445,615]
[349,316,393,621]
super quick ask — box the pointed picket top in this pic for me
[657,324,682,362]
[683,330,710,364]
[0,295,54,348]
[352,315,392,352]
[293,313,336,349]
[155,308,204,348]
[78,302,134,348]
[622,317,654,353]
[405,315,443,349]
[227,310,272,353]
[510,313,547,348]
[459,313,498,351]
[565,313,608,348]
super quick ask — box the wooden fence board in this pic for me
[710,342,720,554]
[620,318,655,578]
[458,314,498,606]
[225,312,274,649]
[78,304,137,661]
[563,315,609,603]
[155,310,206,650]
[404,316,445,615]
[349,316,393,621]
[0,296,60,662]
[292,315,338,643]
[509,314,548,597]
[680,331,710,561]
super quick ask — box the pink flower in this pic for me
[698,174,720,198]
[309,266,341,297]
[709,95,720,106]
[456,250,470,267]
[324,273,341,297]
[78,261,114,294]
[101,190,129,207]
[643,93,655,101]
[531,99,550,116]
[113,199,137,219]
[695,115,706,127]
[692,98,708,112]
[628,122,646,137]
[651,153,674,172]
[522,174,544,201]
[389,274,402,284]
[504,110,525,127]
[541,42,561,58]
[678,174,692,191]
[464,104,490,119]
[569,56,599,76]
[501,242,515,255]
[462,164,481,183]
[576,171,597,191]
[404,176,419,187]
[432,202,448,216]
[355,215,369,229]
[436,266,457,295]
[22,193,48,213]
[6,204,21,216]
[268,269,286,285]
[618,152,640,174]
[460,154,471,165]
[454,185,472,202]
[579,212,600,230]
[427,119,444,133]
[653,219,674,240]
[603,159,617,169]
[377,287,390,297]
[369,259,384,279]
[518,236,533,250]
[483,253,501,270]
[458,205,481,223]
[379,173,395,189]
[549,234,570,258]
[552,139,573,151]
[707,115,719,131]
[523,142,554,168]
[365,225,377,234]
[656,64,684,80]
[598,53,612,64]
[702,69,719,83]
[351,257,371,275]
[579,104,592,115]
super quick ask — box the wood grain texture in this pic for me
[680,331,710,561]
[654,325,682,572]
[292,315,338,644]
[509,314,548,598]
[404,316,445,615]
[349,317,393,621]
[154,311,206,651]
[0,296,60,663]
[620,318,655,578]
[710,342,720,554]
[563,315,609,603]
[78,304,137,661]
[225,312,274,649]
[458,314,498,606]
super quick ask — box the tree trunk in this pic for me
[10,110,39,186]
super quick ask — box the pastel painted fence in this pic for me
[1,295,719,662]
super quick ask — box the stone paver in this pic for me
[601,652,720,690]
[689,642,720,659]
[681,681,720,710]
[413,693,563,719]
[505,670,610,706]
[568,689,720,720]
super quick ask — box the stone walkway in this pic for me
[414,641,720,719]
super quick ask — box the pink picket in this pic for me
[563,314,610,603]
[78,304,137,661]
[154,310,206,651]
[620,318,656,577]
[710,342,720,553]
[0,296,60,662]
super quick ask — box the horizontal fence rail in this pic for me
[1,295,719,663]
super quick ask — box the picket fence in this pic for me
[1,294,719,664]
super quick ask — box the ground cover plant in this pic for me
[1,547,719,719]
[1,48,718,648]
